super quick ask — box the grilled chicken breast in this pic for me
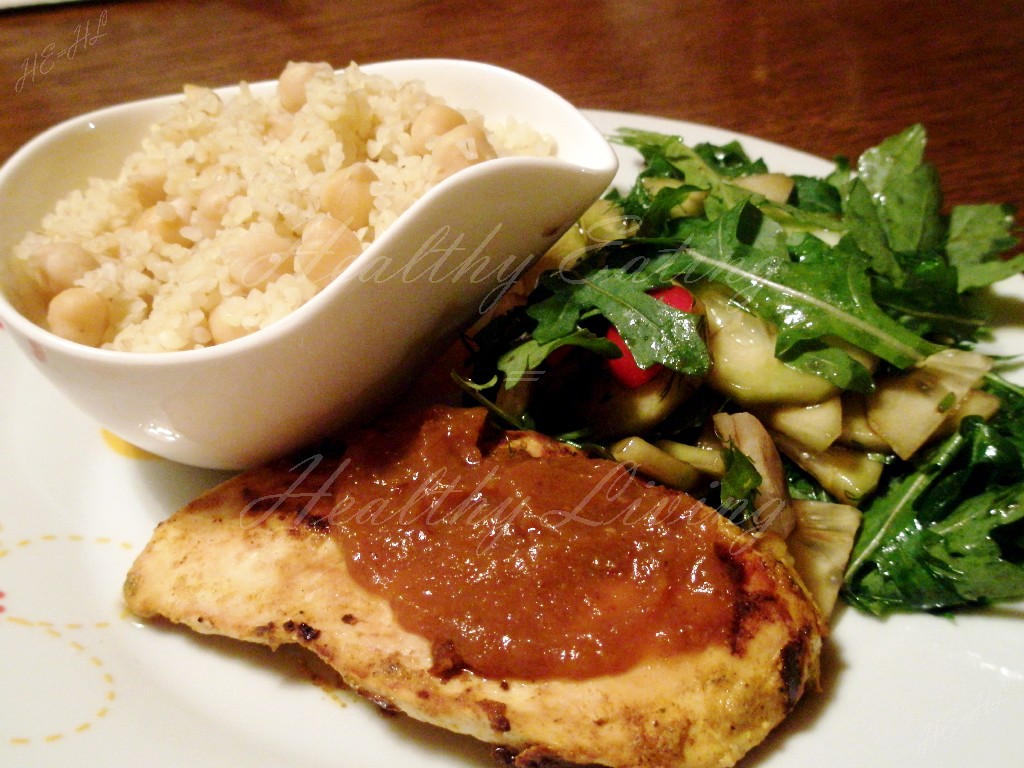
[124,407,824,768]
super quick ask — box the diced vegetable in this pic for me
[577,368,698,440]
[655,440,727,477]
[699,284,839,406]
[935,388,1001,438]
[579,198,638,243]
[774,434,885,505]
[787,500,862,617]
[760,397,843,454]
[609,436,700,490]
[732,173,794,204]
[837,394,890,452]
[866,349,992,459]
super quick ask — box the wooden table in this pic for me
[2,1,1022,213]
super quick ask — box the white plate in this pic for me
[1,110,1021,767]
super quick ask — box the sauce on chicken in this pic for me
[319,407,740,680]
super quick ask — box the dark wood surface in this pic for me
[2,0,1023,213]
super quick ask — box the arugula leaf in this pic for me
[693,140,769,178]
[613,129,754,221]
[836,124,1021,304]
[636,183,706,237]
[843,408,1024,615]
[614,128,767,183]
[524,267,709,376]
[642,205,940,368]
[777,338,876,393]
[790,175,843,215]
[983,374,1024,454]
[839,124,947,286]
[869,253,982,341]
[843,178,904,282]
[845,480,1024,614]
[496,328,617,386]
[719,444,763,527]
[947,203,1024,290]
[855,123,945,256]
[825,155,855,199]
[925,483,1024,603]
[615,129,845,238]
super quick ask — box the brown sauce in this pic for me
[319,407,739,681]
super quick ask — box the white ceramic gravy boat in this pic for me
[0,59,617,469]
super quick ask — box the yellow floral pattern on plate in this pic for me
[0,526,136,747]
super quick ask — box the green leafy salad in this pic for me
[457,124,1024,618]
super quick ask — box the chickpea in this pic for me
[30,242,97,296]
[410,103,467,154]
[196,179,235,237]
[430,123,497,183]
[135,204,190,246]
[267,112,294,141]
[296,215,362,286]
[46,287,110,347]
[128,157,168,207]
[320,163,377,231]
[277,61,331,113]
[226,226,295,289]
[208,298,252,345]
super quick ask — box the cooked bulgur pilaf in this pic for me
[8,61,554,351]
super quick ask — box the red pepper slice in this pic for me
[605,285,695,388]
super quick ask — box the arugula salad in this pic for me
[458,124,1024,618]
